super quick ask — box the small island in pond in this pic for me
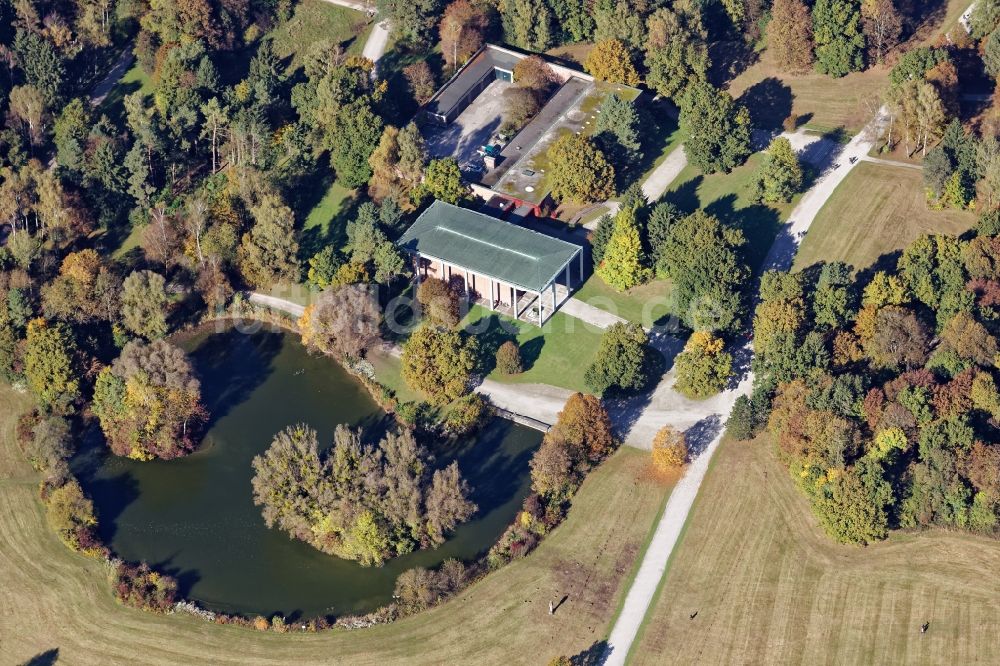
[252,423,476,566]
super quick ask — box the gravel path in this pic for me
[88,48,134,107]
[248,292,305,317]
[601,110,887,666]
[317,0,390,75]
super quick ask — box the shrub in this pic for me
[109,561,178,612]
[651,426,688,471]
[495,340,523,375]
[443,393,489,436]
[19,411,71,473]
[45,478,99,553]
[393,559,468,614]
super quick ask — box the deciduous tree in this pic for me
[680,82,752,174]
[644,3,709,99]
[92,339,206,460]
[299,284,382,359]
[768,0,814,72]
[401,325,478,405]
[121,270,168,340]
[584,322,653,394]
[674,330,732,398]
[547,134,616,203]
[584,39,640,85]
[651,425,687,470]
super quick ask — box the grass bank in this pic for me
[630,434,1000,663]
[794,161,975,274]
[0,382,666,664]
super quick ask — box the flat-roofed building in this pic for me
[397,200,584,325]
[420,44,641,217]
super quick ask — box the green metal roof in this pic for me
[397,201,582,293]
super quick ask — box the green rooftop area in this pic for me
[492,81,641,205]
[397,201,583,293]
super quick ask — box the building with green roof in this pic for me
[397,200,584,325]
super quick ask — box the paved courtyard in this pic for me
[423,79,511,174]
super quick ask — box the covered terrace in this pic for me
[397,201,584,326]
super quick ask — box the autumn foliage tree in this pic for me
[299,284,382,359]
[401,325,478,405]
[595,205,651,291]
[674,330,732,398]
[547,134,616,203]
[92,339,207,460]
[652,426,687,471]
[417,277,462,328]
[530,393,616,505]
[440,0,490,74]
[252,423,476,565]
[768,0,814,73]
[584,39,641,86]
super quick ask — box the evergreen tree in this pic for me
[595,206,651,291]
[595,93,642,169]
[680,82,752,174]
[812,0,866,77]
[750,136,803,203]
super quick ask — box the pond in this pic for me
[74,324,542,619]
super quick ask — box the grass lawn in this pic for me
[793,162,976,273]
[574,275,675,328]
[368,349,424,405]
[269,0,372,74]
[727,53,888,135]
[461,305,605,393]
[0,379,669,664]
[95,59,154,128]
[630,434,1000,664]
[298,180,358,261]
[663,153,794,272]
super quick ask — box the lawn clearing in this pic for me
[727,53,888,135]
[574,275,675,328]
[0,378,668,665]
[794,161,976,273]
[269,0,373,73]
[663,153,793,272]
[461,305,605,393]
[630,434,1000,664]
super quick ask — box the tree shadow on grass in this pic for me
[662,175,704,214]
[704,193,782,273]
[855,249,904,287]
[465,313,546,375]
[708,40,759,88]
[738,77,793,133]
[21,649,59,666]
[572,640,609,665]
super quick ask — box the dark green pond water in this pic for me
[74,324,541,619]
